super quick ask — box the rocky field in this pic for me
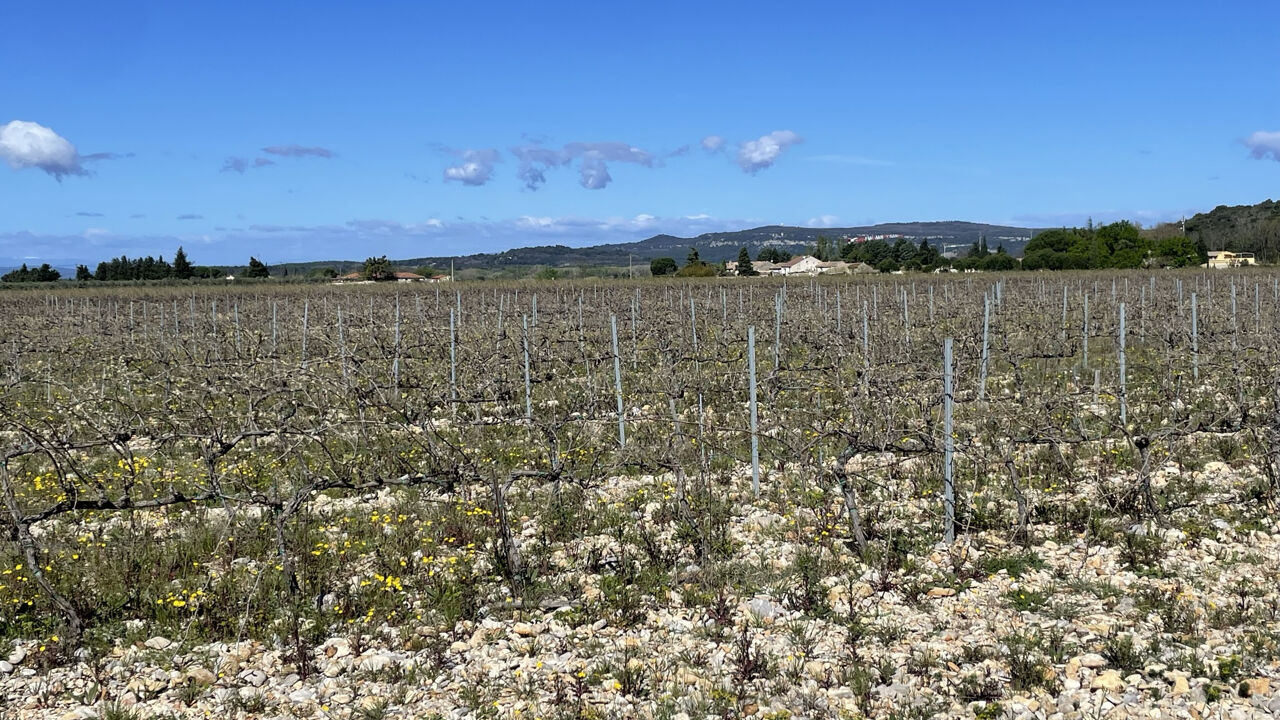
[4,276,1279,719]
[3,447,1278,720]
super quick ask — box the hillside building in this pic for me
[1205,251,1257,269]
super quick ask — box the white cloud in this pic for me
[511,145,566,190]
[510,141,656,190]
[0,120,85,179]
[737,130,802,174]
[806,215,840,227]
[1244,130,1280,161]
[442,148,500,186]
[516,216,557,229]
[577,155,611,189]
[443,161,494,185]
[701,135,725,153]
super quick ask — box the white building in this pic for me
[777,255,824,275]
[1205,251,1257,269]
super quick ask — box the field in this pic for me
[2,271,1280,719]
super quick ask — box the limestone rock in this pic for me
[512,622,542,637]
[1078,653,1108,669]
[1240,677,1271,697]
[358,653,394,673]
[186,667,216,686]
[143,637,172,651]
[1090,671,1125,692]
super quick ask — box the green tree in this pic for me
[2,263,60,282]
[1021,221,1149,270]
[980,253,1017,271]
[1109,249,1145,269]
[309,267,338,279]
[916,239,940,268]
[650,257,678,276]
[2,264,30,282]
[1097,220,1145,260]
[362,255,394,281]
[736,247,757,275]
[678,246,713,276]
[844,239,892,266]
[173,246,193,279]
[1024,229,1074,254]
[245,257,270,278]
[90,255,172,281]
[892,238,916,265]
[75,265,92,281]
[758,248,792,263]
[814,235,832,261]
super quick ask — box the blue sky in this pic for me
[3,0,1280,266]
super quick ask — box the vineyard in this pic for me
[2,271,1280,719]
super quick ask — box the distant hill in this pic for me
[1185,200,1280,261]
[405,221,1040,268]
[273,221,1040,274]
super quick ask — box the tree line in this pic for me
[1,263,62,283]
[0,218,1230,285]
[2,247,279,283]
[85,250,273,281]
[648,220,1212,277]
[1021,220,1204,270]
[649,239,952,275]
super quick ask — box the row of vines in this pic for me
[0,269,1276,664]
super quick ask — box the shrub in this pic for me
[1001,631,1054,692]
[649,257,677,276]
[1101,633,1145,674]
[982,550,1045,579]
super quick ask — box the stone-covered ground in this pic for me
[3,451,1279,720]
